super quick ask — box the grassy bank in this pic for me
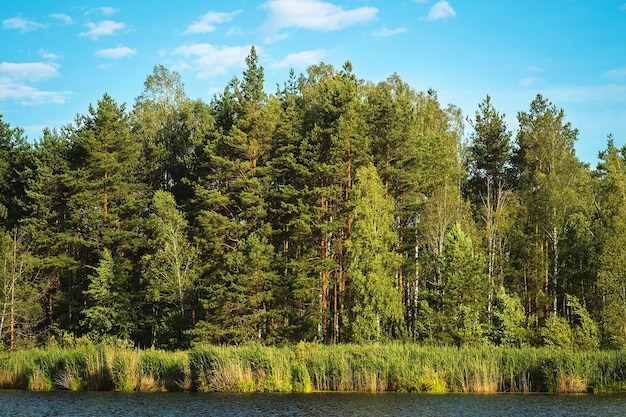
[2,343,626,393]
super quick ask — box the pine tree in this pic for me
[438,224,488,346]
[80,249,131,342]
[0,115,32,228]
[20,128,75,334]
[268,71,320,341]
[65,94,148,336]
[298,61,369,342]
[191,47,279,343]
[467,95,514,315]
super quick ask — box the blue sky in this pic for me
[1,0,625,165]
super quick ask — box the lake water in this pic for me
[1,391,625,416]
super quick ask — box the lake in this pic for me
[1,391,624,416]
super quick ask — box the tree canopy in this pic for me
[0,49,620,350]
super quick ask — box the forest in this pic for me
[0,47,624,352]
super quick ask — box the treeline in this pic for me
[0,47,624,350]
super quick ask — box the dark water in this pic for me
[0,391,625,417]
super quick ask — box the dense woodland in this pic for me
[0,47,625,351]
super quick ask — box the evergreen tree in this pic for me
[298,61,369,342]
[80,249,132,342]
[65,94,148,337]
[20,128,74,333]
[0,55,615,350]
[0,115,32,228]
[268,70,320,341]
[191,47,279,343]
[467,95,514,314]
[438,224,488,345]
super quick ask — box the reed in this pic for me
[140,349,190,391]
[111,349,140,391]
[189,344,294,392]
[82,345,113,390]
[2,344,626,393]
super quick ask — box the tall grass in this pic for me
[0,346,190,392]
[189,344,293,392]
[2,344,626,393]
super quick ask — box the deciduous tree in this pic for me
[346,164,403,342]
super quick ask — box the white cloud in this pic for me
[39,49,60,60]
[3,16,48,32]
[620,3,626,10]
[262,0,378,32]
[173,44,254,78]
[50,13,73,25]
[519,77,540,87]
[226,27,244,36]
[372,26,407,37]
[80,20,125,39]
[0,62,59,82]
[414,0,429,3]
[0,63,71,105]
[527,65,544,72]
[0,79,71,104]
[184,10,242,34]
[87,7,118,16]
[99,7,118,16]
[271,49,327,68]
[428,1,456,21]
[605,66,626,80]
[95,45,137,59]
[264,32,290,44]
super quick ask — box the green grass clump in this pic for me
[111,349,140,391]
[140,349,189,391]
[189,344,294,393]
[2,343,626,393]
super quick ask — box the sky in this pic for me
[1,0,625,165]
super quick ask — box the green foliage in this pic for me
[596,140,626,348]
[513,94,592,318]
[143,190,198,348]
[0,344,625,393]
[565,294,599,351]
[0,228,43,351]
[0,52,619,351]
[540,315,573,349]
[80,250,131,342]
[491,286,530,347]
[437,224,488,345]
[453,305,487,347]
[347,164,403,342]
[195,232,278,344]
[131,64,207,199]
[466,95,514,315]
